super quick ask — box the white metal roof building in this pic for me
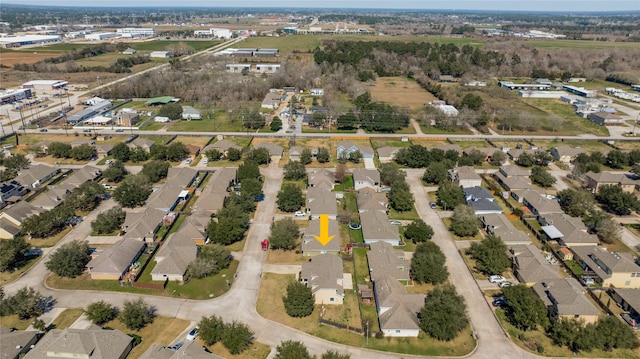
[21,80,68,93]
[85,32,119,41]
[116,28,155,37]
[0,35,61,48]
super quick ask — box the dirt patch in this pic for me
[367,77,438,111]
[0,51,57,67]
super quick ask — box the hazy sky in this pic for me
[7,0,640,12]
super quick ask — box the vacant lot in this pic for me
[531,140,613,152]
[368,77,438,113]
[0,51,58,66]
[172,136,212,148]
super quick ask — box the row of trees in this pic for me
[84,298,155,330]
[378,163,415,212]
[572,149,640,176]
[111,141,189,163]
[557,188,621,243]
[197,314,254,354]
[0,287,50,320]
[332,92,410,133]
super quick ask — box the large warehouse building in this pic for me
[0,35,61,48]
[85,32,119,41]
[21,80,68,94]
[116,27,156,37]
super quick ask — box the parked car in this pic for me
[389,220,402,225]
[115,128,124,132]
[492,298,508,308]
[498,281,514,288]
[186,328,197,341]
[102,184,112,190]
[294,211,306,217]
[39,128,48,132]
[429,202,437,209]
[380,187,392,193]
[202,158,209,165]
[169,342,184,351]
[489,275,506,283]
[82,129,91,132]
[185,158,192,164]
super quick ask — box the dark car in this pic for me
[492,298,508,308]
[39,128,48,132]
[115,129,124,132]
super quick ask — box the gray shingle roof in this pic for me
[87,239,145,276]
[361,211,399,243]
[302,219,340,253]
[352,168,380,187]
[356,189,387,212]
[151,231,197,278]
[24,326,132,359]
[532,278,600,317]
[508,244,562,284]
[306,187,337,216]
[480,213,531,245]
[571,246,640,279]
[307,168,335,189]
[301,254,344,296]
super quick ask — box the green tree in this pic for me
[243,110,265,129]
[583,209,620,244]
[321,351,350,359]
[379,163,406,187]
[489,150,506,166]
[316,147,330,163]
[557,189,595,217]
[119,298,155,331]
[226,147,243,161]
[348,150,362,164]
[198,314,225,346]
[48,142,72,158]
[596,184,640,216]
[501,285,549,330]
[21,204,74,238]
[300,148,312,165]
[516,152,535,167]
[247,148,271,165]
[2,287,45,320]
[403,219,434,243]
[269,218,300,250]
[411,242,449,284]
[2,154,29,172]
[141,160,170,183]
[606,150,628,169]
[45,240,90,278]
[222,321,254,355]
[206,206,249,245]
[166,141,189,162]
[389,187,414,212]
[151,145,167,161]
[237,161,260,182]
[67,181,105,212]
[459,93,483,111]
[0,237,30,272]
[102,160,127,182]
[422,161,451,185]
[548,317,581,348]
[186,244,231,279]
[111,142,130,162]
[419,285,469,341]
[277,184,304,212]
[84,300,117,325]
[596,315,639,350]
[91,207,125,235]
[129,146,149,163]
[158,103,182,120]
[70,144,95,161]
[205,148,221,161]
[113,174,151,207]
[467,235,510,275]
[336,111,358,130]
[274,340,314,359]
[436,181,465,210]
[270,116,282,131]
[530,166,556,188]
[284,161,306,180]
[240,178,263,199]
[450,205,479,237]
[283,281,314,317]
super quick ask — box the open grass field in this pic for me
[256,272,476,356]
[50,308,84,330]
[0,51,58,66]
[0,315,33,330]
[524,39,640,50]
[451,139,492,149]
[102,316,190,359]
[367,77,438,113]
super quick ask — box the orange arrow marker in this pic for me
[314,214,335,246]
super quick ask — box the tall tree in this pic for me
[436,181,465,210]
[237,161,261,182]
[45,240,91,278]
[284,161,306,181]
[0,237,30,272]
[501,285,549,331]
[102,160,127,182]
[222,321,254,355]
[449,205,479,237]
[277,184,304,212]
[113,174,151,207]
[269,218,300,250]
[403,219,434,243]
[198,314,225,346]
[419,285,469,341]
[411,242,449,284]
[274,340,314,359]
[283,281,314,318]
[557,189,595,217]
[530,166,556,188]
[84,300,117,325]
[119,298,155,330]
[467,235,510,275]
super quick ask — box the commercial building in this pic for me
[0,34,61,48]
[67,99,112,124]
[563,85,596,98]
[21,80,67,94]
[0,88,32,105]
[85,32,119,41]
[150,51,172,58]
[116,27,155,37]
[194,28,232,39]
[587,112,624,126]
[499,81,550,91]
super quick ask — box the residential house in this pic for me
[499,164,531,178]
[60,166,102,189]
[494,164,532,192]
[151,232,197,282]
[463,147,495,161]
[87,239,146,280]
[507,148,536,161]
[181,106,201,120]
[23,325,133,359]
[377,146,401,163]
[583,171,636,194]
[122,47,136,55]
[289,146,303,161]
[361,210,400,246]
[261,92,282,110]
[511,188,544,203]
[508,244,562,286]
[0,201,44,239]
[122,208,165,243]
[532,278,601,325]
[479,213,531,245]
[30,186,70,210]
[14,164,59,189]
[570,246,640,288]
[185,144,201,159]
[523,192,563,217]
[176,217,207,245]
[336,140,373,159]
[0,326,38,359]
[145,168,197,213]
[150,51,172,58]
[356,189,388,213]
[301,254,345,304]
[254,142,284,157]
[540,213,599,247]
[306,187,337,219]
[550,146,586,163]
[203,139,242,157]
[610,288,640,324]
[0,180,27,205]
[140,341,225,359]
[115,109,139,126]
[448,166,482,188]
[95,144,114,159]
[588,112,624,126]
[439,75,454,82]
[558,247,573,261]
[352,168,381,191]
[307,168,335,190]
[301,218,340,256]
[128,137,156,153]
[193,168,236,218]
[464,186,502,214]
[367,242,424,337]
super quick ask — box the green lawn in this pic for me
[0,256,40,285]
[0,315,33,330]
[388,206,420,221]
[51,308,84,330]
